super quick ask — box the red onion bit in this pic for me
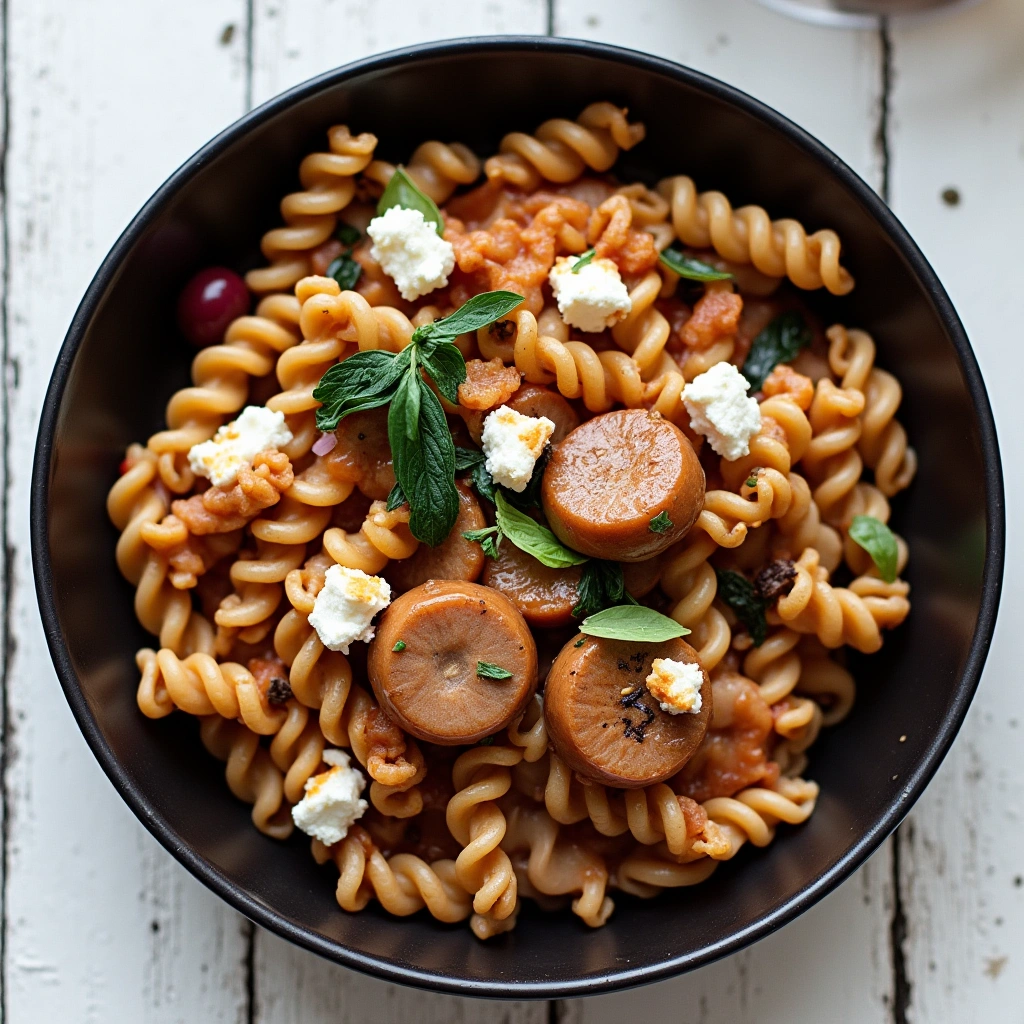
[312,431,338,457]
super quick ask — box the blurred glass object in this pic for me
[756,0,985,27]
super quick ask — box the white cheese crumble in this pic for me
[548,254,632,333]
[480,406,555,493]
[366,205,455,301]
[645,658,704,715]
[291,748,368,846]
[682,361,762,461]
[308,564,391,654]
[187,405,293,488]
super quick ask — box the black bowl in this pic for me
[32,37,1003,997]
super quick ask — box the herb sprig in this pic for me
[579,605,689,643]
[312,290,524,546]
[572,560,638,618]
[378,167,444,236]
[742,311,812,391]
[848,515,899,583]
[326,223,363,290]
[477,661,513,680]
[659,248,734,282]
[715,569,768,646]
[571,249,597,273]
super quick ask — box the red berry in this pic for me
[177,267,249,347]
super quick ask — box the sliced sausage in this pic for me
[386,482,486,593]
[541,409,705,561]
[504,385,579,443]
[367,580,538,745]
[543,635,712,788]
[482,541,584,628]
[331,406,396,500]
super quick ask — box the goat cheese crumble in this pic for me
[308,564,391,654]
[291,748,368,846]
[187,405,293,487]
[682,361,762,461]
[645,658,704,715]
[548,254,632,333]
[366,205,455,301]
[480,406,555,493]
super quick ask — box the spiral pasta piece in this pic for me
[485,102,645,192]
[446,745,523,922]
[245,126,377,295]
[321,501,418,576]
[313,830,471,923]
[199,715,293,838]
[364,139,481,204]
[658,175,854,295]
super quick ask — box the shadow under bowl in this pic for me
[31,37,1003,998]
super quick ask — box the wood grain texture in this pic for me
[888,0,1024,1017]
[3,1,252,1020]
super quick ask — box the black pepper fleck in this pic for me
[267,677,293,705]
[489,319,516,341]
[357,433,366,440]
[754,559,797,601]
[941,187,961,206]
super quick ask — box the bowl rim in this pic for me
[30,34,1005,998]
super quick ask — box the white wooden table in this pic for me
[4,0,1021,1019]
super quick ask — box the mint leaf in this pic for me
[377,166,444,236]
[462,525,502,559]
[658,248,734,282]
[312,349,408,431]
[494,491,587,569]
[471,462,496,504]
[579,605,690,643]
[419,340,467,404]
[335,222,361,246]
[386,482,406,511]
[715,569,768,646]
[476,661,513,680]
[413,291,524,343]
[388,376,458,546]
[454,446,485,471]
[326,253,362,291]
[848,515,899,583]
[649,511,673,534]
[742,311,813,391]
[571,249,596,273]
[391,370,421,442]
[572,560,637,618]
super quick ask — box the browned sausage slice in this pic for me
[543,635,712,787]
[368,580,538,745]
[330,406,396,500]
[386,482,486,593]
[482,542,583,628]
[504,384,579,443]
[541,409,705,562]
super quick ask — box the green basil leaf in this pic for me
[715,569,768,646]
[573,560,627,618]
[571,249,597,273]
[742,311,813,391]
[476,661,513,680]
[312,349,407,431]
[658,247,734,281]
[335,222,361,246]
[391,370,421,442]
[454,446,485,471]
[579,605,690,643]
[326,253,363,291]
[413,290,525,343]
[419,340,467,404]
[462,525,502,559]
[388,376,458,547]
[386,482,406,511]
[377,166,444,236]
[471,462,496,504]
[848,515,899,583]
[649,511,673,534]
[494,491,588,569]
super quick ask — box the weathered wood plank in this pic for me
[553,2,896,1020]
[4,1,251,1020]
[888,0,1024,1016]
[248,3,550,1021]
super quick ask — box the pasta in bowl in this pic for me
[35,39,1001,994]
